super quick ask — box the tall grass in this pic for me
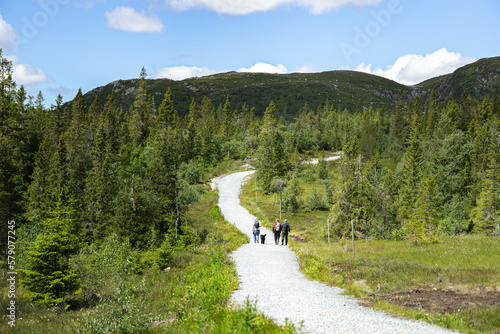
[239,159,500,334]
[1,179,297,334]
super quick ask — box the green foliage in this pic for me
[304,189,329,211]
[208,204,224,221]
[256,101,289,193]
[472,152,500,235]
[330,146,374,239]
[317,157,329,179]
[155,234,174,269]
[282,174,302,212]
[179,159,203,184]
[19,205,81,308]
[404,176,440,243]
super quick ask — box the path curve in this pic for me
[217,171,454,334]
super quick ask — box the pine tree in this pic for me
[404,176,440,243]
[403,115,423,192]
[220,96,234,140]
[84,124,112,240]
[183,99,199,161]
[330,141,373,239]
[148,128,180,235]
[20,202,81,308]
[471,145,500,235]
[129,68,153,146]
[65,89,92,207]
[198,97,218,165]
[156,87,177,131]
[256,101,288,193]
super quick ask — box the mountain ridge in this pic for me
[77,56,500,116]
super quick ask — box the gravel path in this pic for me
[217,170,454,334]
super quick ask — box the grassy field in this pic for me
[240,159,500,334]
[0,160,297,334]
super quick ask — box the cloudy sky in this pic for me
[1,0,499,105]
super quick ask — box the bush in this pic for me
[179,160,203,184]
[155,235,174,270]
[79,279,159,334]
[305,189,329,211]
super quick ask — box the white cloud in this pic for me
[294,64,320,73]
[153,66,220,80]
[165,0,381,15]
[238,62,288,74]
[354,48,477,85]
[105,6,164,33]
[6,55,51,86]
[153,62,316,80]
[0,11,18,49]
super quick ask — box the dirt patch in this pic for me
[209,175,226,190]
[290,234,305,242]
[378,288,500,314]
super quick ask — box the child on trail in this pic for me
[272,219,281,245]
[252,217,261,243]
[281,219,291,245]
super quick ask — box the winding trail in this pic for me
[217,170,454,334]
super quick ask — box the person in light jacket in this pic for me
[252,217,261,243]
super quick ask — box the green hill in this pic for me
[415,56,500,102]
[80,70,411,117]
[78,56,500,116]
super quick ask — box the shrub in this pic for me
[155,235,174,270]
[179,159,203,184]
[305,189,329,211]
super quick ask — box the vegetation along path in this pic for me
[217,170,455,334]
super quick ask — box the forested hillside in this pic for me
[77,56,500,118]
[1,48,499,332]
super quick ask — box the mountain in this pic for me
[76,56,500,117]
[415,56,500,102]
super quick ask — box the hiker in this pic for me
[281,219,291,245]
[272,219,281,245]
[252,217,261,243]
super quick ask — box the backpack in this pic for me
[254,220,260,228]
[282,222,288,233]
[274,222,281,232]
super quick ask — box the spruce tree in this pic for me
[330,140,373,239]
[405,176,440,243]
[65,89,92,207]
[84,124,112,240]
[471,145,500,235]
[20,201,81,308]
[397,115,423,220]
[129,68,153,147]
[256,101,288,193]
[156,87,177,131]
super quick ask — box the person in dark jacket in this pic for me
[272,219,281,245]
[281,219,291,245]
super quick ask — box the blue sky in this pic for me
[1,0,499,106]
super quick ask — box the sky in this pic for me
[1,0,499,106]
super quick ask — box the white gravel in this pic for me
[217,170,455,334]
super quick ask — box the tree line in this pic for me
[1,48,499,308]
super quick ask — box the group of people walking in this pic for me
[252,218,291,245]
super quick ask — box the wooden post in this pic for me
[279,191,282,221]
[351,219,355,259]
[255,173,257,204]
[327,219,330,243]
